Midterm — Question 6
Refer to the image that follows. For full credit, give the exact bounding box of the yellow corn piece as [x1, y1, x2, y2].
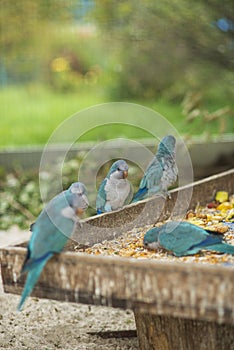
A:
[215, 191, 228, 203]
[216, 202, 233, 211]
[212, 215, 223, 221]
[206, 214, 213, 221]
[120, 250, 135, 257]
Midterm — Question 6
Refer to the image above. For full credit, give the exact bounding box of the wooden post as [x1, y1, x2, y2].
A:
[134, 312, 234, 350]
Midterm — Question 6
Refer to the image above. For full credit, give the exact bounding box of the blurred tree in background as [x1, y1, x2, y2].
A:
[0, 0, 233, 139]
[0, 0, 102, 89]
[1, 0, 233, 99]
[93, 0, 234, 100]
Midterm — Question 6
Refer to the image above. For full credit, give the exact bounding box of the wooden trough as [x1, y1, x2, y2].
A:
[1, 169, 234, 350]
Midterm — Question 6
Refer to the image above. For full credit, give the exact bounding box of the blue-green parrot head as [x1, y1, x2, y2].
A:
[108, 159, 129, 180]
[68, 182, 89, 215]
[143, 227, 160, 250]
[157, 135, 176, 156]
[69, 181, 87, 196]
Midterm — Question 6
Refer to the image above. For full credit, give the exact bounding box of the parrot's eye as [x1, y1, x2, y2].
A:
[144, 242, 148, 246]
[117, 167, 121, 171]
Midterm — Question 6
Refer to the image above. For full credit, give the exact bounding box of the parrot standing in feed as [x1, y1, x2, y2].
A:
[18, 182, 89, 311]
[132, 135, 178, 202]
[143, 221, 234, 256]
[96, 159, 133, 214]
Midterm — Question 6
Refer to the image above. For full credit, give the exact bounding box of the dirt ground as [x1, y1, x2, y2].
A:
[0, 228, 138, 350]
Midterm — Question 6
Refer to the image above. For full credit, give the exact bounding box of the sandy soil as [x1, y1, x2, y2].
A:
[0, 292, 138, 350]
[0, 228, 138, 350]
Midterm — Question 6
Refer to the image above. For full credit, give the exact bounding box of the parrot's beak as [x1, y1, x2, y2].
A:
[123, 170, 128, 179]
[76, 207, 84, 216]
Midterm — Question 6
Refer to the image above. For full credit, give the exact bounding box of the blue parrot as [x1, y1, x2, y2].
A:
[132, 135, 178, 202]
[143, 221, 234, 256]
[18, 182, 89, 311]
[96, 159, 133, 214]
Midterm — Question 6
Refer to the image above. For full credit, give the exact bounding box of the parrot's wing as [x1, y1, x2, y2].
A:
[132, 158, 163, 202]
[24, 194, 75, 270]
[18, 186, 85, 311]
[96, 178, 107, 213]
[23, 222, 68, 273]
[159, 223, 207, 256]
[124, 181, 134, 205]
[143, 158, 164, 190]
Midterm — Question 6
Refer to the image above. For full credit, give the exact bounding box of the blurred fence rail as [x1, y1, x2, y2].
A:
[0, 135, 233, 180]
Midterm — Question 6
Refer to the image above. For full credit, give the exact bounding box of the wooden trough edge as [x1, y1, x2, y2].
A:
[1, 248, 234, 325]
[0, 168, 234, 326]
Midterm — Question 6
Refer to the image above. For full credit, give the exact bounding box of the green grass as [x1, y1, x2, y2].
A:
[0, 83, 233, 148]
[0, 84, 107, 147]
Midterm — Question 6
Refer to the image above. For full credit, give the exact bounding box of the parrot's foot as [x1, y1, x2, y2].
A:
[76, 219, 83, 229]
[167, 192, 172, 199]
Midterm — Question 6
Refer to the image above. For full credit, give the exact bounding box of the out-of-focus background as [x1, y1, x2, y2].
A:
[0, 0, 234, 230]
[1, 0, 233, 145]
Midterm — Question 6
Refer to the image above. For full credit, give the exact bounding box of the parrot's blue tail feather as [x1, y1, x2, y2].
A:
[206, 243, 234, 255]
[17, 255, 52, 311]
[132, 187, 147, 203]
[21, 252, 53, 274]
[197, 234, 222, 247]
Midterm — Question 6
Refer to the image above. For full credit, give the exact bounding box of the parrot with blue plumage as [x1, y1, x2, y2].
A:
[18, 182, 89, 311]
[96, 159, 133, 214]
[143, 221, 234, 256]
[132, 135, 177, 202]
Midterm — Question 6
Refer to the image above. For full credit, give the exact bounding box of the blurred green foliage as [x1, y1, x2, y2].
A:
[93, 0, 233, 100]
[0, 167, 43, 229]
[0, 156, 87, 230]
[0, 0, 233, 100]
[0, 155, 143, 230]
[0, 0, 104, 89]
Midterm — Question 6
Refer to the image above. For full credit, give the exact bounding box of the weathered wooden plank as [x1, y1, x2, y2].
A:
[1, 248, 234, 325]
[134, 313, 234, 350]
